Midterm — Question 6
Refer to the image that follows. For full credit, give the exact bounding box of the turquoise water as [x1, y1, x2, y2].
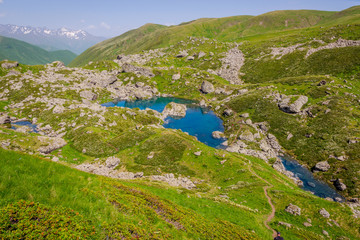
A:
[103, 97, 226, 148]
[280, 155, 345, 202]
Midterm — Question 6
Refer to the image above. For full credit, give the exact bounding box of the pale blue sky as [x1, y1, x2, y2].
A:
[0, 0, 359, 37]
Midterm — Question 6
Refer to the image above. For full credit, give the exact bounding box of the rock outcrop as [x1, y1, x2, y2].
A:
[319, 208, 330, 218]
[334, 179, 347, 191]
[1, 61, 19, 69]
[217, 47, 244, 84]
[151, 173, 196, 189]
[278, 95, 308, 114]
[80, 90, 98, 101]
[313, 161, 330, 172]
[37, 136, 67, 154]
[121, 63, 155, 78]
[0, 113, 11, 124]
[162, 102, 187, 118]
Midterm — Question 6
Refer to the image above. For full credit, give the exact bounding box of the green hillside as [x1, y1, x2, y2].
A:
[0, 35, 77, 65]
[69, 6, 360, 67]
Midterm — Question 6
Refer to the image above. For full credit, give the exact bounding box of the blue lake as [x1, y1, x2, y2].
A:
[103, 97, 226, 148]
[281, 155, 345, 202]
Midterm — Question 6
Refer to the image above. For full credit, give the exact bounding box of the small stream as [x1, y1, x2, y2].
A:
[280, 155, 345, 202]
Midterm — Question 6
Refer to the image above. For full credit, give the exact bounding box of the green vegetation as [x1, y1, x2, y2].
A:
[70, 6, 360, 67]
[0, 35, 77, 65]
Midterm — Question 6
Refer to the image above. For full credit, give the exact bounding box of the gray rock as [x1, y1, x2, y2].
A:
[187, 56, 195, 60]
[121, 63, 154, 78]
[52, 105, 65, 114]
[278, 221, 292, 228]
[0, 113, 10, 124]
[313, 161, 330, 172]
[198, 51, 206, 58]
[37, 136, 67, 154]
[239, 130, 254, 142]
[278, 95, 308, 114]
[175, 50, 188, 58]
[217, 47, 244, 84]
[223, 109, 233, 117]
[105, 156, 120, 169]
[285, 203, 301, 216]
[303, 222, 312, 227]
[201, 80, 215, 94]
[172, 73, 181, 81]
[162, 102, 187, 118]
[334, 179, 347, 191]
[80, 90, 98, 101]
[287, 133, 293, 140]
[194, 151, 202, 156]
[240, 113, 249, 118]
[322, 230, 329, 236]
[1, 61, 18, 69]
[319, 208, 330, 218]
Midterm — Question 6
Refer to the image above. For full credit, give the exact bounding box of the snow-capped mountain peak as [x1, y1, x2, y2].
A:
[0, 24, 106, 54]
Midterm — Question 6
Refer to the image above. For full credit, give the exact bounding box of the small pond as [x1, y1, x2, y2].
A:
[280, 155, 345, 202]
[103, 97, 226, 148]
[11, 121, 38, 133]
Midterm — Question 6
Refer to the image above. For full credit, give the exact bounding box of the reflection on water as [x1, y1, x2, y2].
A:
[11, 121, 38, 133]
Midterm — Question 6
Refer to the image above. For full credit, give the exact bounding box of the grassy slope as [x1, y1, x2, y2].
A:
[69, 6, 360, 67]
[0, 35, 77, 65]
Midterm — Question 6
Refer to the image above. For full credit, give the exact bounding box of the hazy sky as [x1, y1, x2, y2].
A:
[0, 0, 359, 37]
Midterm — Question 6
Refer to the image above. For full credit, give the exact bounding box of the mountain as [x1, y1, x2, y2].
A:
[70, 6, 360, 67]
[0, 35, 77, 65]
[0, 24, 106, 54]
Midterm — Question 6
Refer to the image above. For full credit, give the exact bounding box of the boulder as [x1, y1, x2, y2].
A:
[334, 179, 347, 191]
[198, 51, 206, 58]
[285, 203, 301, 216]
[121, 63, 154, 78]
[52, 105, 65, 114]
[175, 51, 188, 58]
[51, 61, 65, 68]
[240, 113, 249, 118]
[0, 113, 11, 124]
[187, 56, 195, 60]
[278, 95, 308, 114]
[313, 161, 330, 172]
[194, 151, 202, 156]
[201, 80, 215, 94]
[319, 208, 330, 218]
[223, 109, 233, 117]
[37, 136, 67, 154]
[212, 131, 225, 139]
[1, 61, 18, 69]
[80, 90, 98, 101]
[162, 102, 187, 118]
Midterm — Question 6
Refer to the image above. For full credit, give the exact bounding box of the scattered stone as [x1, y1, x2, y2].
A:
[220, 159, 227, 165]
[151, 174, 196, 189]
[0, 113, 11, 124]
[52, 156, 59, 162]
[334, 179, 347, 191]
[285, 203, 301, 216]
[135, 82, 144, 88]
[201, 80, 215, 94]
[313, 161, 330, 172]
[187, 56, 195, 60]
[317, 80, 327, 86]
[319, 208, 330, 218]
[52, 105, 65, 114]
[175, 51, 188, 58]
[198, 51, 206, 58]
[303, 222, 312, 227]
[322, 230, 329, 236]
[240, 113, 249, 118]
[223, 109, 233, 117]
[287, 133, 293, 140]
[121, 63, 154, 78]
[217, 47, 244, 84]
[278, 222, 292, 228]
[194, 151, 202, 156]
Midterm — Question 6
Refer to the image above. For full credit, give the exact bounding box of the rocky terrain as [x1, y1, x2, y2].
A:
[1, 8, 360, 239]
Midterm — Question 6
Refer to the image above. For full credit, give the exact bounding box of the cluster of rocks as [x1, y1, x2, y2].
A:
[306, 38, 360, 57]
[226, 119, 282, 162]
[1, 60, 19, 69]
[272, 159, 303, 186]
[76, 158, 196, 189]
[37, 136, 67, 154]
[151, 173, 196, 189]
[217, 47, 245, 85]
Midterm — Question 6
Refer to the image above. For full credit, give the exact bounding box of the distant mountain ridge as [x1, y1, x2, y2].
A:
[0, 24, 106, 54]
[0, 35, 77, 65]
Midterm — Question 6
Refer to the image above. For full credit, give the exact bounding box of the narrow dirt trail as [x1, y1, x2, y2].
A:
[248, 165, 277, 238]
